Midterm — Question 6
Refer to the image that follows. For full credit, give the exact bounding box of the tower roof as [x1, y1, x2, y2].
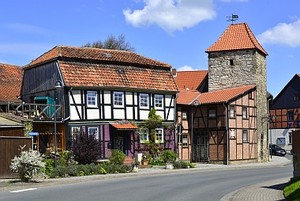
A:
[206, 23, 268, 56]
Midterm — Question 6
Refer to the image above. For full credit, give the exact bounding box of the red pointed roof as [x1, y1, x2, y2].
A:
[0, 63, 22, 102]
[197, 85, 256, 104]
[174, 70, 208, 90]
[206, 23, 268, 56]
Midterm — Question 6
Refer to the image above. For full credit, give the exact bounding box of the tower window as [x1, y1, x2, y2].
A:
[230, 59, 234, 66]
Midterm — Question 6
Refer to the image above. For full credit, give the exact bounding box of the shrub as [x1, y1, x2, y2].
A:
[173, 161, 195, 169]
[109, 149, 126, 165]
[43, 158, 54, 177]
[160, 150, 177, 163]
[72, 132, 101, 164]
[51, 166, 68, 178]
[10, 148, 45, 182]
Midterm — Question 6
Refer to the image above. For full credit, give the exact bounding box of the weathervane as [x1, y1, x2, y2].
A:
[227, 14, 239, 24]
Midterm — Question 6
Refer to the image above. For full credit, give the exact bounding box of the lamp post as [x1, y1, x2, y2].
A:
[54, 80, 62, 168]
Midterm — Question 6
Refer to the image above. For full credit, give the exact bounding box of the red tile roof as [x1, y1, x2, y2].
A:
[177, 89, 201, 105]
[206, 23, 268, 56]
[197, 85, 256, 104]
[177, 85, 255, 105]
[0, 63, 22, 102]
[28, 46, 171, 68]
[59, 61, 178, 92]
[174, 70, 208, 90]
[111, 122, 138, 130]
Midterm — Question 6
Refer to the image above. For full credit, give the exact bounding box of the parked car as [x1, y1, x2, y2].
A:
[269, 144, 286, 156]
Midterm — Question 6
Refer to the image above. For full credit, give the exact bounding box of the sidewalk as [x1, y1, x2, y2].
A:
[0, 155, 292, 200]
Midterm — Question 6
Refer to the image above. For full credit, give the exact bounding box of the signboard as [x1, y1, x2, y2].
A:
[29, 132, 39, 136]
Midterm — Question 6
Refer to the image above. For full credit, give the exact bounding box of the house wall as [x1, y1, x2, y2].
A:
[68, 89, 176, 122]
[207, 50, 268, 162]
[0, 127, 24, 136]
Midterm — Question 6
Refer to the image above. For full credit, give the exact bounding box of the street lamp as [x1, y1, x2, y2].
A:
[54, 80, 62, 168]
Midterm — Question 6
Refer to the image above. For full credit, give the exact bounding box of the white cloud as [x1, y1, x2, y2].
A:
[123, 0, 216, 33]
[257, 19, 300, 47]
[177, 65, 197, 71]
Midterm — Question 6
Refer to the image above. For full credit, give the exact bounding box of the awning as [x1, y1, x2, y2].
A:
[110, 122, 138, 130]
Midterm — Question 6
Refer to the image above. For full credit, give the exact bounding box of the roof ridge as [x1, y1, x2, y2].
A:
[243, 23, 268, 56]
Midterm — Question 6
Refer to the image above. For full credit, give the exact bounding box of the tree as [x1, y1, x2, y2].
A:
[83, 34, 135, 51]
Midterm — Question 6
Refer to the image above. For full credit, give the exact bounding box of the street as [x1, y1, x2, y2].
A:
[0, 162, 292, 201]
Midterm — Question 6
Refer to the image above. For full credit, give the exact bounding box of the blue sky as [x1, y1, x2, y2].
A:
[0, 0, 299, 96]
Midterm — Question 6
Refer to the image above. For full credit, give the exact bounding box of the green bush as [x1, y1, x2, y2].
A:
[51, 166, 68, 178]
[173, 161, 195, 169]
[160, 150, 177, 163]
[43, 158, 54, 176]
[109, 150, 126, 165]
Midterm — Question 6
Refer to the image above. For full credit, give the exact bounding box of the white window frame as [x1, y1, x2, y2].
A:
[242, 129, 248, 142]
[182, 134, 188, 147]
[113, 92, 124, 107]
[71, 126, 81, 140]
[155, 128, 164, 143]
[139, 93, 149, 109]
[87, 91, 97, 107]
[242, 107, 248, 119]
[154, 94, 163, 109]
[138, 128, 149, 143]
[229, 106, 235, 118]
[88, 127, 99, 140]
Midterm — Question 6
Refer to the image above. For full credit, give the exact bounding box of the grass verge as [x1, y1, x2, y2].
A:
[283, 178, 300, 201]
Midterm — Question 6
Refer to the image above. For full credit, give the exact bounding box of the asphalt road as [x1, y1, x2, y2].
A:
[0, 162, 292, 201]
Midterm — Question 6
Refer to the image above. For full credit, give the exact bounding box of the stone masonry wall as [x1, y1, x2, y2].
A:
[208, 50, 268, 162]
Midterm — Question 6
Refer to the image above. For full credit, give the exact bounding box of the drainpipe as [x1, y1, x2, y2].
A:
[224, 103, 229, 165]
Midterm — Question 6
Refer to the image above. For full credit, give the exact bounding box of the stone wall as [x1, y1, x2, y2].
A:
[208, 50, 268, 162]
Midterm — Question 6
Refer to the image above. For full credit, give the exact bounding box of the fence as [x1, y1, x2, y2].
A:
[0, 136, 32, 178]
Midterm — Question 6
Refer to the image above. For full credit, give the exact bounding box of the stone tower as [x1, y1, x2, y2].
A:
[206, 23, 269, 162]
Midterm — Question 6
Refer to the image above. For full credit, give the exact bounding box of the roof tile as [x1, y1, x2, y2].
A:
[174, 70, 208, 90]
[206, 23, 268, 56]
[0, 63, 22, 102]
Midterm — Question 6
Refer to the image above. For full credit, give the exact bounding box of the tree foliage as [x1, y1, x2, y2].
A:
[83, 34, 135, 51]
[71, 132, 100, 165]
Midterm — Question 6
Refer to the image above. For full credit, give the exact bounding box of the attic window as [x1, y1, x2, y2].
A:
[229, 59, 234, 66]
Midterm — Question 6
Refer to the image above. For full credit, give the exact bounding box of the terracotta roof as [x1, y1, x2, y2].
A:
[206, 23, 268, 56]
[197, 85, 256, 104]
[28, 46, 171, 68]
[177, 89, 201, 105]
[110, 122, 138, 130]
[59, 61, 178, 92]
[174, 70, 208, 90]
[0, 63, 22, 102]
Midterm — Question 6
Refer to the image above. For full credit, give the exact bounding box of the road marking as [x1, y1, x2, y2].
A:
[10, 188, 37, 193]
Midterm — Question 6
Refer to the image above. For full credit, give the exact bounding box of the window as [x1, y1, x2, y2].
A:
[242, 107, 248, 119]
[229, 59, 234, 66]
[139, 93, 149, 108]
[277, 137, 286, 145]
[138, 128, 149, 143]
[182, 134, 188, 147]
[182, 111, 187, 119]
[242, 130, 248, 142]
[248, 92, 254, 99]
[229, 106, 235, 118]
[87, 91, 97, 107]
[71, 127, 81, 140]
[88, 127, 99, 140]
[208, 108, 216, 118]
[155, 128, 164, 143]
[154, 95, 163, 109]
[294, 93, 300, 102]
[287, 111, 294, 121]
[230, 129, 236, 139]
[114, 92, 124, 107]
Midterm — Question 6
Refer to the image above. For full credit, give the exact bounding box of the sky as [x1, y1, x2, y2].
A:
[0, 0, 299, 97]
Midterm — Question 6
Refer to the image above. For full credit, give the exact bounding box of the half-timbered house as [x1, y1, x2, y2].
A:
[269, 74, 300, 152]
[175, 22, 269, 164]
[20, 46, 177, 159]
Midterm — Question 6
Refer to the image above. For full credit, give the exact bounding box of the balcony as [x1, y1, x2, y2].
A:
[5, 102, 63, 122]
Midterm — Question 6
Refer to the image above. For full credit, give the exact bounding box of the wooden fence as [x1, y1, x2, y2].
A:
[0, 136, 32, 178]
